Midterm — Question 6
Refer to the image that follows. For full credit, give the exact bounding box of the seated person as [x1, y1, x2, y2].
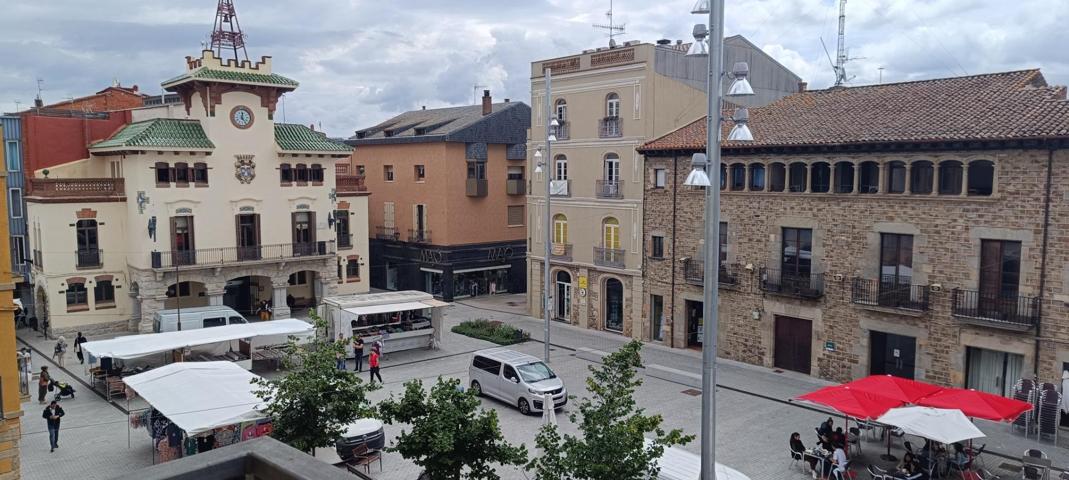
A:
[822, 442, 848, 478]
[950, 443, 969, 470]
[830, 427, 846, 447]
[817, 417, 834, 443]
[897, 452, 920, 476]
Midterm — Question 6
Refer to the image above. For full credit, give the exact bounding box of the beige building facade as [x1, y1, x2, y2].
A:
[27, 50, 367, 337]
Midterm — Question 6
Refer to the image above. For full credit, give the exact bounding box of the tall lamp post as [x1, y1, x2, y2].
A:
[682, 1, 755, 478]
[534, 68, 560, 363]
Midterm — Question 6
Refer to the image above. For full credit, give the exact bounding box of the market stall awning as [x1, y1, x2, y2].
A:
[876, 407, 986, 445]
[342, 301, 437, 316]
[841, 375, 945, 404]
[796, 385, 905, 420]
[124, 361, 265, 435]
[81, 319, 313, 360]
[916, 388, 1032, 422]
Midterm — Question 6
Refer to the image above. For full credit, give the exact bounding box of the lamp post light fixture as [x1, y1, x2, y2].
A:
[682, 1, 756, 479]
[541, 68, 555, 363]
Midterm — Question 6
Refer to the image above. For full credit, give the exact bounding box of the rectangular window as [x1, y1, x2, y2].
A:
[288, 271, 308, 285]
[880, 233, 914, 282]
[415, 165, 426, 181]
[507, 166, 524, 180]
[174, 162, 190, 184]
[110, 160, 122, 178]
[76, 219, 100, 268]
[295, 164, 309, 183]
[651, 235, 664, 258]
[466, 161, 486, 180]
[336, 209, 351, 248]
[4, 140, 20, 171]
[719, 222, 728, 266]
[11, 236, 25, 266]
[346, 258, 360, 280]
[155, 162, 171, 184]
[384, 165, 395, 181]
[507, 205, 524, 226]
[651, 294, 665, 341]
[171, 216, 195, 265]
[781, 227, 813, 276]
[310, 164, 324, 183]
[654, 168, 667, 188]
[94, 280, 115, 304]
[194, 162, 208, 184]
[980, 239, 1022, 299]
[280, 164, 293, 183]
[66, 283, 88, 309]
[9, 188, 22, 218]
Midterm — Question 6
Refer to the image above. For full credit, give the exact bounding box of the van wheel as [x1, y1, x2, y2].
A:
[470, 381, 482, 397]
[518, 398, 531, 415]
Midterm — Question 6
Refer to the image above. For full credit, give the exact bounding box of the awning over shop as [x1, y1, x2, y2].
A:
[342, 300, 446, 316]
[81, 319, 313, 360]
[124, 361, 265, 435]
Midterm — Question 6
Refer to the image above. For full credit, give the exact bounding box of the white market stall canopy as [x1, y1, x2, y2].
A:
[81, 319, 313, 360]
[645, 439, 752, 480]
[124, 361, 265, 435]
[343, 301, 440, 316]
[875, 406, 986, 445]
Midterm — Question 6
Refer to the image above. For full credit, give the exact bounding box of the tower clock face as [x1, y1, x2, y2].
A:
[230, 105, 254, 129]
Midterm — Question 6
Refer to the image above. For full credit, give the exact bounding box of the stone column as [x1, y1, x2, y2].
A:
[743, 164, 751, 192]
[961, 163, 970, 196]
[904, 163, 913, 194]
[804, 164, 812, 193]
[272, 286, 292, 319]
[875, 162, 885, 194]
[932, 163, 941, 196]
[853, 162, 861, 194]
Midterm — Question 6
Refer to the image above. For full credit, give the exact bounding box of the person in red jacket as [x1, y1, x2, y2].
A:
[368, 346, 383, 384]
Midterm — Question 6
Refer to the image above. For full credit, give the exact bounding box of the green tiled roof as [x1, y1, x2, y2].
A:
[275, 124, 352, 153]
[162, 68, 299, 89]
[91, 119, 215, 150]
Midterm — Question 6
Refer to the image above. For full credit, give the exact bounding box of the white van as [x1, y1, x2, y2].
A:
[153, 306, 248, 333]
[468, 348, 566, 415]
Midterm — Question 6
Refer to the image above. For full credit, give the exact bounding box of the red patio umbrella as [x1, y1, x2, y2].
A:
[842, 375, 945, 403]
[797, 385, 905, 419]
[916, 388, 1032, 422]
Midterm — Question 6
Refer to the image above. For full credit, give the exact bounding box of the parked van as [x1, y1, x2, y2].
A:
[153, 306, 248, 333]
[468, 348, 566, 415]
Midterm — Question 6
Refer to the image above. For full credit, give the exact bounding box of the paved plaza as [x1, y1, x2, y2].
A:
[15, 294, 1066, 479]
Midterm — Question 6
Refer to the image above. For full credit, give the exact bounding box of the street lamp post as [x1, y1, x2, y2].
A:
[683, 1, 755, 478]
[536, 68, 559, 363]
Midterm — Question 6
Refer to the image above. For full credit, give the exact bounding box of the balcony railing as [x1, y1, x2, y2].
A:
[851, 277, 929, 311]
[466, 178, 488, 197]
[549, 179, 570, 197]
[599, 117, 622, 138]
[76, 248, 102, 269]
[683, 259, 740, 287]
[952, 289, 1039, 330]
[506, 178, 526, 195]
[150, 241, 335, 269]
[759, 267, 825, 299]
[595, 180, 623, 199]
[375, 226, 399, 241]
[408, 229, 432, 244]
[550, 243, 572, 261]
[337, 233, 353, 249]
[552, 121, 570, 141]
[27, 178, 125, 201]
[593, 247, 626, 268]
[336, 175, 368, 194]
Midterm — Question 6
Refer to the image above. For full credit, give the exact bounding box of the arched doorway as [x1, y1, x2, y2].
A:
[554, 271, 572, 322]
[165, 281, 208, 309]
[604, 278, 624, 332]
[223, 276, 271, 316]
[286, 270, 319, 314]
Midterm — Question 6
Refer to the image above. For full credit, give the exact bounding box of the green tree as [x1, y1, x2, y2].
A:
[253, 310, 378, 454]
[528, 340, 693, 480]
[378, 377, 528, 480]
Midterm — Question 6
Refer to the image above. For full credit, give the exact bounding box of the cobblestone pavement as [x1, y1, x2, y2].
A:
[15, 297, 1066, 480]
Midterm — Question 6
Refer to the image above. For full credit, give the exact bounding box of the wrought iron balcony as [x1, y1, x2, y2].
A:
[552, 121, 570, 141]
[595, 180, 623, 199]
[550, 243, 572, 261]
[683, 259, 740, 287]
[598, 116, 622, 138]
[337, 233, 353, 250]
[851, 277, 929, 311]
[759, 267, 824, 299]
[506, 178, 525, 195]
[375, 226, 399, 241]
[951, 288, 1039, 330]
[75, 248, 102, 269]
[150, 241, 335, 270]
[549, 179, 570, 197]
[408, 229, 432, 244]
[593, 247, 626, 268]
[466, 178, 487, 197]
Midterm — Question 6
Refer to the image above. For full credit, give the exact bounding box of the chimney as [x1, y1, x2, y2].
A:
[309, 123, 315, 131]
[132, 84, 139, 92]
[798, 81, 808, 92]
[504, 98, 510, 103]
[421, 105, 426, 110]
[481, 90, 492, 116]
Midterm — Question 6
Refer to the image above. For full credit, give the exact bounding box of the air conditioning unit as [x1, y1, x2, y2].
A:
[930, 284, 943, 293]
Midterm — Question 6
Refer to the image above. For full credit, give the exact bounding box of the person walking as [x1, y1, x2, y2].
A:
[37, 366, 50, 404]
[368, 346, 383, 384]
[353, 336, 365, 372]
[43, 400, 65, 452]
[335, 334, 347, 370]
[53, 336, 67, 367]
[74, 332, 88, 364]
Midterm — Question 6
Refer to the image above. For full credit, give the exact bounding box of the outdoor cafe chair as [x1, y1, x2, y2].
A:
[789, 447, 804, 472]
[1021, 448, 1049, 480]
[830, 460, 852, 480]
[867, 464, 889, 480]
[848, 427, 863, 456]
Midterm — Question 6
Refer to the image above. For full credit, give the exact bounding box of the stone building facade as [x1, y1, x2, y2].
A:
[639, 70, 1069, 392]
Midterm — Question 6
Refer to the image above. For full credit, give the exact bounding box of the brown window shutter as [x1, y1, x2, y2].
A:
[291, 212, 299, 245]
[170, 217, 178, 253]
[254, 214, 261, 245]
[187, 216, 195, 250]
[308, 212, 317, 243]
[234, 215, 241, 248]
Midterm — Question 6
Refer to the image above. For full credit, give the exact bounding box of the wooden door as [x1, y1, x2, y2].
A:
[774, 316, 812, 374]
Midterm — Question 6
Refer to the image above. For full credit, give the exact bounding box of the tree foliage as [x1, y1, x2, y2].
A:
[378, 377, 528, 480]
[528, 340, 693, 480]
[252, 310, 378, 453]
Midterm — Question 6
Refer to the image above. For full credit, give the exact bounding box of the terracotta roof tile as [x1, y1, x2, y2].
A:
[639, 69, 1069, 153]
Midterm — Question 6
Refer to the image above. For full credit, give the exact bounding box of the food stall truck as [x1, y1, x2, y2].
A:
[320, 290, 449, 358]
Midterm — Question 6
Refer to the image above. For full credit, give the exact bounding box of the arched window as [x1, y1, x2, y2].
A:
[769, 163, 786, 192]
[720, 163, 727, 190]
[859, 161, 880, 193]
[788, 162, 807, 192]
[910, 161, 934, 194]
[833, 161, 854, 193]
[554, 98, 567, 121]
[749, 163, 765, 191]
[967, 160, 994, 196]
[938, 160, 963, 195]
[602, 217, 621, 249]
[886, 161, 907, 193]
[556, 270, 571, 283]
[554, 155, 568, 181]
[553, 214, 568, 244]
[605, 93, 621, 118]
[811, 162, 831, 193]
[730, 163, 746, 190]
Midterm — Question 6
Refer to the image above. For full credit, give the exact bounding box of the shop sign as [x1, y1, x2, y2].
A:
[578, 276, 588, 289]
[486, 246, 513, 262]
[420, 249, 446, 264]
[825, 341, 836, 352]
[175, 207, 192, 214]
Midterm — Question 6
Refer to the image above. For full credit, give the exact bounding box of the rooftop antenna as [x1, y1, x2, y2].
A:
[593, 0, 626, 48]
[34, 78, 44, 111]
[878, 67, 885, 84]
[820, 0, 860, 86]
[14, 100, 21, 112]
[473, 84, 487, 105]
[210, 0, 248, 62]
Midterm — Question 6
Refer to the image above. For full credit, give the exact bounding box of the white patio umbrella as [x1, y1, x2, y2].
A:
[542, 393, 557, 426]
[875, 406, 986, 445]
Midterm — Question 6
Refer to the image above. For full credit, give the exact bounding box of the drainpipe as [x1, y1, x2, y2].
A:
[1034, 146, 1054, 377]
[669, 154, 679, 349]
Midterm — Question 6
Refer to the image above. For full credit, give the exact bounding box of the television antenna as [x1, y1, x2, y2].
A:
[473, 84, 487, 105]
[593, 0, 626, 47]
[820, 0, 864, 86]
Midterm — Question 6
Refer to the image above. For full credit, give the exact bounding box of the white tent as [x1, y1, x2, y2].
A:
[644, 439, 752, 480]
[81, 319, 313, 360]
[875, 406, 986, 445]
[124, 361, 266, 435]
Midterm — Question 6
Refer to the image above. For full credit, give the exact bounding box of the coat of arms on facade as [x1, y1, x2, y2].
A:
[235, 155, 256, 184]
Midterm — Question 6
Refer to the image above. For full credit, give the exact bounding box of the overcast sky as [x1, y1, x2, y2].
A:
[1, 0, 1065, 136]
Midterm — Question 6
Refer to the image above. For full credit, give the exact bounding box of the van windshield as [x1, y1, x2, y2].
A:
[517, 362, 556, 383]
